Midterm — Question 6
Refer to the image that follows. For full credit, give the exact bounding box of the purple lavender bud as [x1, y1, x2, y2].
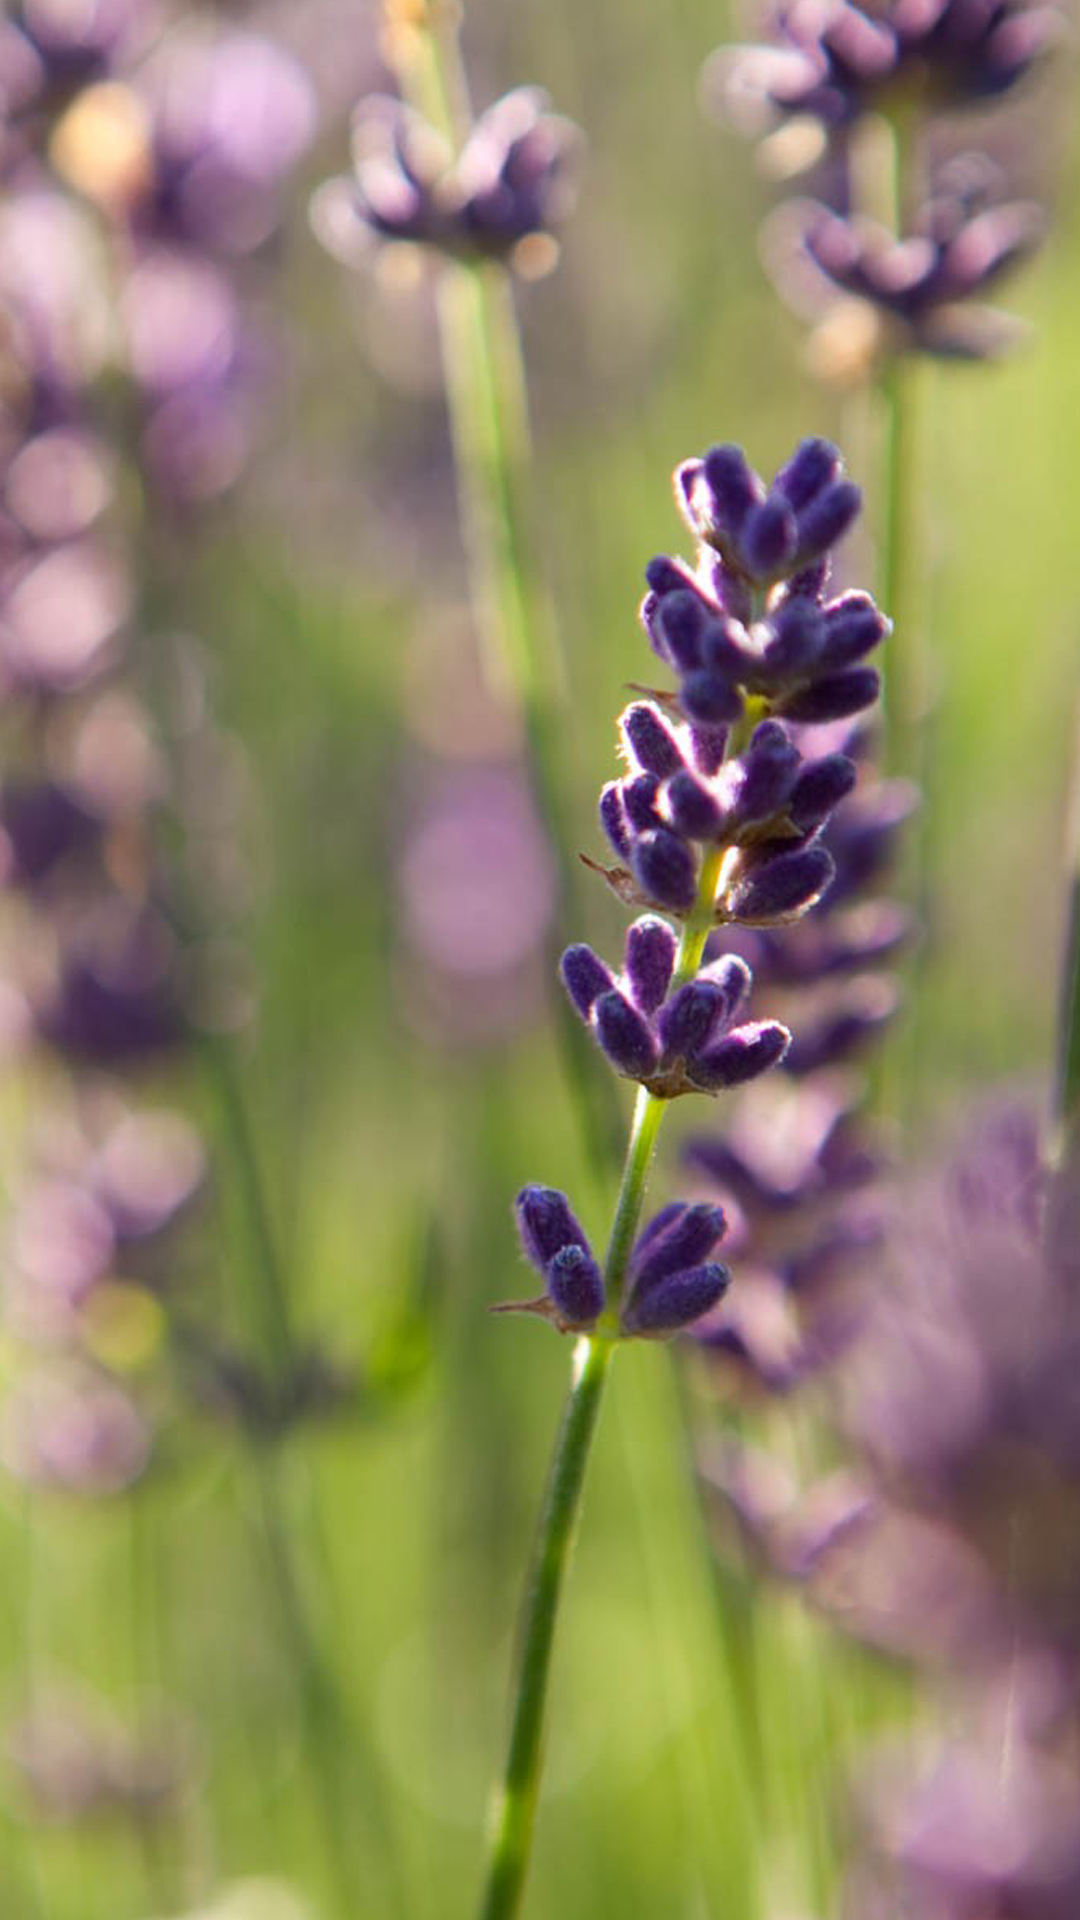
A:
[692, 1020, 792, 1089]
[821, 592, 890, 670]
[622, 1262, 730, 1337]
[599, 781, 631, 859]
[782, 978, 898, 1074]
[787, 753, 858, 833]
[681, 670, 743, 728]
[630, 828, 697, 913]
[665, 770, 724, 840]
[700, 445, 762, 539]
[741, 494, 800, 582]
[621, 702, 685, 777]
[644, 554, 696, 598]
[624, 915, 677, 1014]
[545, 1244, 604, 1326]
[560, 943, 616, 1018]
[724, 720, 801, 824]
[789, 558, 830, 599]
[696, 951, 753, 1026]
[622, 772, 664, 833]
[657, 980, 724, 1060]
[793, 480, 861, 563]
[700, 617, 752, 678]
[690, 724, 728, 776]
[757, 596, 824, 680]
[724, 843, 836, 922]
[514, 1184, 592, 1271]
[777, 667, 880, 723]
[0, 781, 97, 885]
[630, 1200, 727, 1288]
[651, 586, 709, 670]
[42, 910, 183, 1063]
[594, 990, 660, 1080]
[773, 437, 842, 511]
[629, 1201, 687, 1256]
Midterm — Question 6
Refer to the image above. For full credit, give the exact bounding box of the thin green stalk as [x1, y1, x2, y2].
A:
[386, 4, 619, 1178]
[1051, 702, 1080, 1159]
[878, 351, 925, 787]
[478, 1332, 612, 1920]
[477, 839, 730, 1920]
[1045, 706, 1080, 1291]
[200, 1031, 294, 1376]
[251, 1452, 369, 1918]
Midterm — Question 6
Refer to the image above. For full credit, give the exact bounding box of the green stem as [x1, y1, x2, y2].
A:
[200, 1031, 294, 1375]
[878, 351, 924, 786]
[477, 834, 730, 1919]
[387, 5, 623, 1183]
[1046, 706, 1080, 1280]
[1054, 787, 1080, 1162]
[478, 1333, 612, 1920]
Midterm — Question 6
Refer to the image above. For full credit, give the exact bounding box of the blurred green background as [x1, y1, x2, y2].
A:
[2, 1, 1078, 1916]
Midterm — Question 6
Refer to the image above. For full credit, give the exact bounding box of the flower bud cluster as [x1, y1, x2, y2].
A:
[707, 0, 1064, 368]
[313, 86, 581, 271]
[509, 1186, 730, 1340]
[641, 438, 887, 727]
[771, 154, 1047, 360]
[563, 923, 790, 1096]
[716, 0, 1061, 134]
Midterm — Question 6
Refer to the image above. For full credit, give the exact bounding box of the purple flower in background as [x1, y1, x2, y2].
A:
[312, 85, 581, 270]
[0, 1365, 151, 1494]
[709, 0, 1063, 140]
[133, 28, 317, 255]
[767, 156, 1046, 358]
[8, 1681, 185, 1823]
[683, 727, 907, 1396]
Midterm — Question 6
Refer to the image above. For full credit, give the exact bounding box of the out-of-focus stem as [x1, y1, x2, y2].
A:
[201, 1031, 295, 1375]
[1048, 702, 1080, 1208]
[878, 350, 925, 787]
[385, 3, 622, 1185]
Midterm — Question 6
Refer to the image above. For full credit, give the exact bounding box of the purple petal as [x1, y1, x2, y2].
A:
[624, 915, 678, 1014]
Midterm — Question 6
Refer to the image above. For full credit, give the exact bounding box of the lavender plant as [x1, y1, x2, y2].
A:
[479, 433, 889, 1918]
[703, 0, 1064, 785]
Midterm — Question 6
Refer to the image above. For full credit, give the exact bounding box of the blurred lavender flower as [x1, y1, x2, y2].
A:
[683, 731, 908, 1395]
[1, 1364, 152, 1494]
[766, 155, 1046, 359]
[0, 6, 318, 1488]
[709, 0, 1063, 141]
[7, 1680, 186, 1825]
[312, 86, 581, 272]
[398, 760, 555, 1046]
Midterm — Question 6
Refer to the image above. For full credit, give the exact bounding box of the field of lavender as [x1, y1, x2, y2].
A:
[1, 2, 1078, 1918]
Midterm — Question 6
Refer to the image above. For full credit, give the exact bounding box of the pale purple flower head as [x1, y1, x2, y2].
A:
[313, 86, 581, 269]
